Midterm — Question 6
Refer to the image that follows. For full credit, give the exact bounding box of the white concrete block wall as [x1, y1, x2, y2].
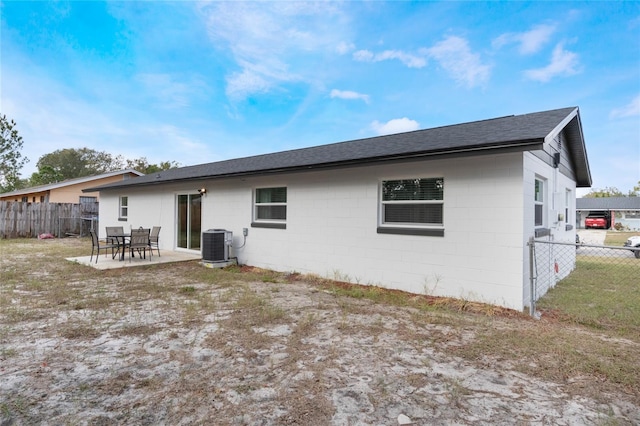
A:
[196, 153, 526, 309]
[522, 152, 578, 306]
[99, 151, 535, 309]
[99, 183, 207, 251]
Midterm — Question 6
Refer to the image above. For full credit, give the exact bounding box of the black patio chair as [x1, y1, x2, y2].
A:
[89, 229, 120, 264]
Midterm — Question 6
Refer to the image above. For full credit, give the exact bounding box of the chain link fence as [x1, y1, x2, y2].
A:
[528, 236, 640, 317]
[57, 216, 99, 238]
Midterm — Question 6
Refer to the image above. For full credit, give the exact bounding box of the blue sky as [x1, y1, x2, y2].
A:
[2, 1, 639, 195]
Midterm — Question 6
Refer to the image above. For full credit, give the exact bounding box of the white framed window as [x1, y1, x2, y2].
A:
[534, 178, 545, 227]
[253, 187, 287, 228]
[378, 177, 444, 236]
[119, 196, 128, 220]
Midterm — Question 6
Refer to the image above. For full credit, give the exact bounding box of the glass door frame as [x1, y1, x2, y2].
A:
[176, 192, 202, 252]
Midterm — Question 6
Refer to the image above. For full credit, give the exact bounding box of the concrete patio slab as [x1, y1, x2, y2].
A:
[67, 250, 202, 270]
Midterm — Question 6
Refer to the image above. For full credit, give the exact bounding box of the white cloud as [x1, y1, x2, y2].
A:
[330, 89, 370, 103]
[371, 118, 420, 135]
[377, 50, 426, 68]
[610, 95, 640, 119]
[226, 69, 274, 100]
[198, 2, 347, 100]
[353, 49, 426, 68]
[353, 36, 489, 87]
[336, 41, 355, 55]
[135, 73, 206, 108]
[2, 62, 212, 176]
[493, 24, 556, 54]
[524, 42, 580, 82]
[353, 49, 374, 62]
[425, 36, 491, 88]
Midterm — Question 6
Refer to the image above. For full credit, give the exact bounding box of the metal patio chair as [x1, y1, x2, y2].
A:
[105, 226, 125, 259]
[149, 226, 161, 257]
[128, 228, 152, 262]
[89, 229, 120, 264]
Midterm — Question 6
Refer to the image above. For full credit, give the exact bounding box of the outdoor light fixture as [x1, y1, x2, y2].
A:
[198, 188, 207, 195]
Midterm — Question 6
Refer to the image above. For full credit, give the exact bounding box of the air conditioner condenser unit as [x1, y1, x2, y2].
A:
[202, 229, 232, 263]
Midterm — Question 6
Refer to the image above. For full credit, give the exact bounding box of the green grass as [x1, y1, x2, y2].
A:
[455, 323, 639, 393]
[454, 233, 640, 399]
[604, 231, 638, 246]
[537, 258, 640, 339]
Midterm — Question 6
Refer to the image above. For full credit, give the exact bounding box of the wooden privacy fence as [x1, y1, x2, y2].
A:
[0, 201, 99, 239]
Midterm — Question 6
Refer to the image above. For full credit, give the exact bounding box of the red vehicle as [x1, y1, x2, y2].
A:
[584, 211, 612, 229]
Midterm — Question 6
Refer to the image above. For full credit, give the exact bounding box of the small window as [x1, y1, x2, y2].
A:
[80, 196, 97, 204]
[253, 187, 287, 228]
[119, 196, 128, 220]
[534, 178, 545, 227]
[378, 178, 444, 236]
[21, 196, 28, 202]
[565, 189, 571, 224]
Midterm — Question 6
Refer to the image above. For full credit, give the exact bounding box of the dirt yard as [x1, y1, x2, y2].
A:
[1, 239, 638, 425]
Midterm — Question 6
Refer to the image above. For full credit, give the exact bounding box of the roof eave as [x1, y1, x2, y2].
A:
[84, 140, 543, 192]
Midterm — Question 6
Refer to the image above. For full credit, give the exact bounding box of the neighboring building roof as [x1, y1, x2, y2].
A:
[85, 107, 591, 192]
[577, 197, 640, 211]
[0, 169, 144, 197]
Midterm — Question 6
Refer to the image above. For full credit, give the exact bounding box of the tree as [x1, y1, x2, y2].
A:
[35, 148, 125, 181]
[29, 165, 64, 186]
[28, 149, 180, 184]
[0, 114, 29, 192]
[126, 157, 180, 174]
[583, 186, 625, 198]
[629, 181, 640, 197]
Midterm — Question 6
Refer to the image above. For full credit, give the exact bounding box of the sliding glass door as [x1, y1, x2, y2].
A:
[177, 193, 202, 250]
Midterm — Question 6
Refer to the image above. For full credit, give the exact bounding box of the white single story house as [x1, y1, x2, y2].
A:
[86, 107, 591, 310]
[577, 197, 640, 230]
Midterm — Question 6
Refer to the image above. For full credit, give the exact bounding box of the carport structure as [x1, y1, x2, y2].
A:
[576, 197, 640, 230]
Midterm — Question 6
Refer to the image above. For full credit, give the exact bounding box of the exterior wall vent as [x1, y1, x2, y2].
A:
[202, 229, 232, 263]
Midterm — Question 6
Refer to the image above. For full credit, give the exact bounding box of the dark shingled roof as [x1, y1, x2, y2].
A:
[577, 197, 640, 211]
[85, 107, 591, 192]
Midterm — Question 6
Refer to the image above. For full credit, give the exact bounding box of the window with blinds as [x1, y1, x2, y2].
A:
[381, 178, 444, 227]
[254, 187, 287, 222]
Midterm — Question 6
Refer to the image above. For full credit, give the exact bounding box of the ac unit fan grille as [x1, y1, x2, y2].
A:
[202, 230, 229, 262]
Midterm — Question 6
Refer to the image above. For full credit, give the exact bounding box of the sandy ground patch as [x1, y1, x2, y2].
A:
[1, 239, 638, 425]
